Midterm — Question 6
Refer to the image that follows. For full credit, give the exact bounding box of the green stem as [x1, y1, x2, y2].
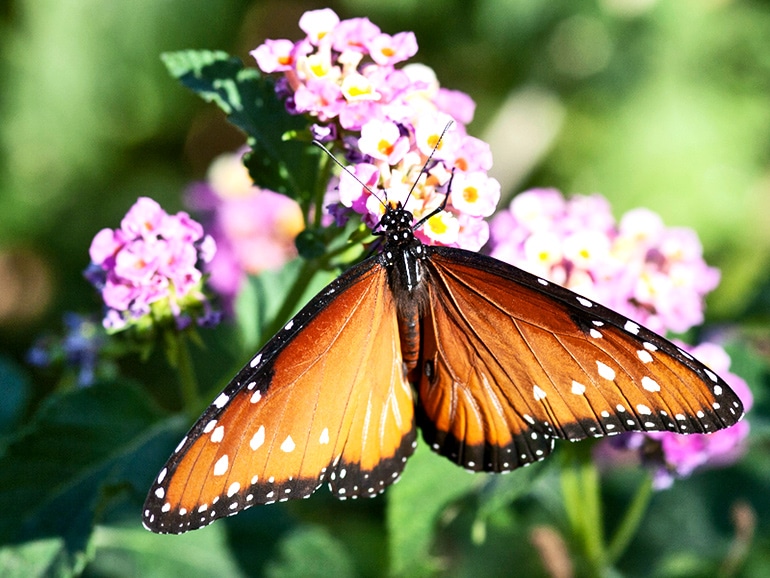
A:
[606, 474, 654, 566]
[560, 457, 606, 577]
[174, 332, 201, 418]
[261, 258, 320, 342]
[313, 152, 332, 229]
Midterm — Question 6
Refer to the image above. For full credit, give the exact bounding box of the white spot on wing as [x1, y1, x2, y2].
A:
[250, 390, 262, 404]
[624, 320, 640, 335]
[571, 381, 586, 395]
[636, 404, 652, 415]
[589, 329, 603, 339]
[577, 296, 593, 308]
[203, 420, 217, 434]
[250, 353, 262, 368]
[637, 350, 653, 364]
[174, 436, 188, 453]
[281, 435, 296, 453]
[319, 428, 330, 445]
[214, 454, 229, 476]
[211, 425, 225, 443]
[227, 482, 241, 497]
[642, 376, 660, 392]
[596, 361, 616, 381]
[704, 369, 718, 383]
[643, 342, 658, 352]
[155, 487, 165, 499]
[284, 320, 294, 331]
[214, 393, 229, 408]
[157, 468, 167, 484]
[250, 426, 265, 451]
[533, 385, 547, 401]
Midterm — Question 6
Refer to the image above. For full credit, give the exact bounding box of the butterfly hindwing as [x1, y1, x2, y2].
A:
[416, 247, 743, 473]
[143, 258, 417, 534]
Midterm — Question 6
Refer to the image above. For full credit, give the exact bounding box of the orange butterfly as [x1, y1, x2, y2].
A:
[143, 175, 743, 535]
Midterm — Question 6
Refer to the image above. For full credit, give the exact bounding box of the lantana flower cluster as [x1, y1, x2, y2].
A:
[186, 150, 305, 313]
[85, 197, 218, 332]
[488, 188, 750, 485]
[252, 7, 501, 251]
[489, 188, 720, 335]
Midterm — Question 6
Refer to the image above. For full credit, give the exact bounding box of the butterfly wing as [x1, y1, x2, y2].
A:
[143, 258, 416, 534]
[416, 247, 744, 472]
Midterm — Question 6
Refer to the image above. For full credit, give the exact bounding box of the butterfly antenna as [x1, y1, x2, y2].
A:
[403, 120, 454, 207]
[312, 140, 385, 206]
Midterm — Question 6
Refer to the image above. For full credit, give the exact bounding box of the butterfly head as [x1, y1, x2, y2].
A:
[377, 202, 428, 294]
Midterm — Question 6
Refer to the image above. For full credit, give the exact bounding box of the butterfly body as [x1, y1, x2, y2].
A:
[143, 203, 743, 534]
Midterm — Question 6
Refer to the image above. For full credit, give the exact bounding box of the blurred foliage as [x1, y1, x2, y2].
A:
[2, 0, 770, 577]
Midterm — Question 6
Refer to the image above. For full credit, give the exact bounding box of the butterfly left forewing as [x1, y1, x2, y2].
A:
[416, 247, 743, 473]
[143, 259, 416, 534]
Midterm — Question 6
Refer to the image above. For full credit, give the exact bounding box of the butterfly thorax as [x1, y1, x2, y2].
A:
[378, 204, 429, 378]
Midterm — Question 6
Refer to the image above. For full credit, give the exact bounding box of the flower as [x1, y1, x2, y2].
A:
[27, 312, 109, 387]
[251, 8, 501, 251]
[85, 197, 219, 333]
[488, 188, 719, 335]
[186, 150, 305, 313]
[595, 342, 752, 489]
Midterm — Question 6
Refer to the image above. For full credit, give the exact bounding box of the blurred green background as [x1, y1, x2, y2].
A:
[2, 0, 770, 577]
[3, 0, 770, 353]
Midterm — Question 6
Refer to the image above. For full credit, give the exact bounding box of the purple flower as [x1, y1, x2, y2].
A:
[27, 312, 107, 387]
[595, 342, 752, 489]
[250, 8, 501, 251]
[488, 189, 719, 335]
[185, 150, 305, 314]
[86, 197, 218, 333]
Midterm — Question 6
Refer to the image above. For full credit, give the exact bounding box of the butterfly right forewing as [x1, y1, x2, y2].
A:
[416, 246, 743, 473]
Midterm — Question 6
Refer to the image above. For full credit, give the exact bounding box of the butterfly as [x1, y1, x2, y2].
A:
[143, 157, 743, 535]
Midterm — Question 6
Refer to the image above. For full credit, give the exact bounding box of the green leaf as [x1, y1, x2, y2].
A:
[386, 440, 482, 577]
[295, 229, 328, 260]
[87, 523, 245, 578]
[160, 50, 320, 204]
[265, 526, 356, 578]
[0, 537, 70, 578]
[0, 380, 175, 563]
[0, 356, 31, 439]
[235, 259, 337, 354]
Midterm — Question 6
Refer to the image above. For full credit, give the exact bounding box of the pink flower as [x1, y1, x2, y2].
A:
[488, 188, 719, 335]
[86, 197, 218, 332]
[251, 9, 501, 250]
[368, 32, 418, 66]
[250, 39, 296, 73]
[330, 17, 381, 53]
[185, 150, 304, 314]
[298, 8, 340, 45]
[358, 119, 410, 165]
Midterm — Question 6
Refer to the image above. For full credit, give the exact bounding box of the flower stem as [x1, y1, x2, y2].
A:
[167, 330, 201, 418]
[261, 258, 320, 343]
[561, 456, 606, 576]
[606, 474, 654, 566]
